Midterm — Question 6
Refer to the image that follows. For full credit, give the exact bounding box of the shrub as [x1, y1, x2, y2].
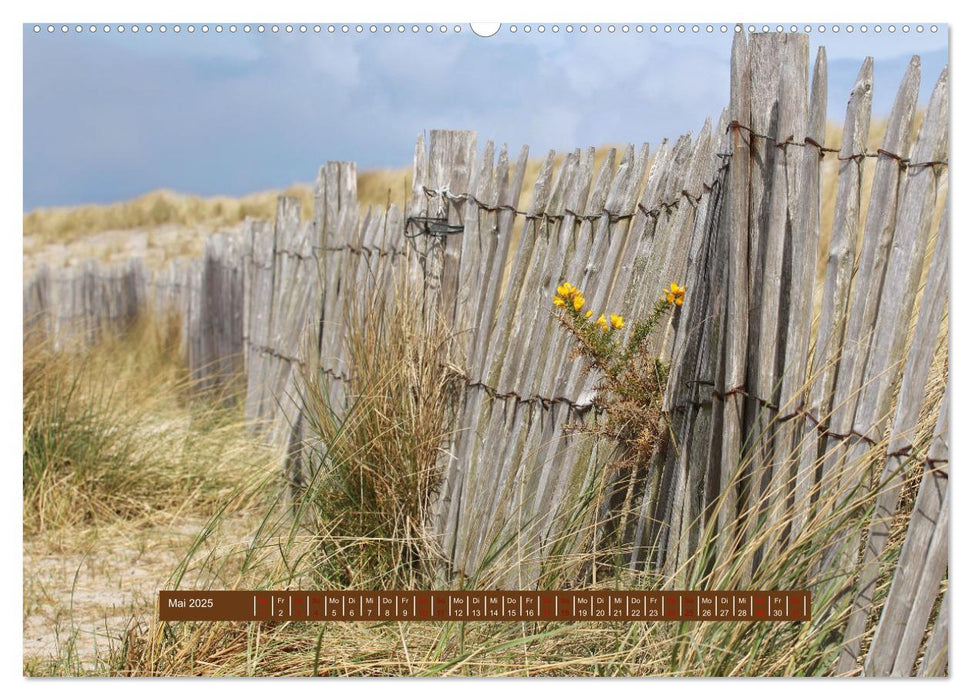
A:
[552, 280, 684, 471]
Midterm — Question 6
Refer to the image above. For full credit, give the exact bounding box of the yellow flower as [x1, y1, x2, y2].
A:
[610, 313, 625, 330]
[664, 282, 686, 307]
[554, 281, 586, 310]
[585, 309, 593, 319]
[596, 314, 608, 331]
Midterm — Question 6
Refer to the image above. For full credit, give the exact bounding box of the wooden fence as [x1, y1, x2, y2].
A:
[23, 32, 948, 676]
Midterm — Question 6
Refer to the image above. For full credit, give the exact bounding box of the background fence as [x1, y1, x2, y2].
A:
[23, 32, 948, 677]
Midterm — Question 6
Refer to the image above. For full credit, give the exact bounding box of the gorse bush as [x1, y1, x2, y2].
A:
[552, 280, 685, 471]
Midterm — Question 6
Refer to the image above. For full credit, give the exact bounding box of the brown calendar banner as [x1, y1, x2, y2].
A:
[159, 590, 811, 622]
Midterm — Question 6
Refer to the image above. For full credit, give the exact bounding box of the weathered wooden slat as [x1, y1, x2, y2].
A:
[733, 33, 807, 580]
[452, 140, 494, 353]
[616, 138, 668, 319]
[746, 37, 811, 569]
[850, 67, 948, 447]
[279, 223, 319, 446]
[439, 130, 477, 329]
[539, 148, 639, 547]
[240, 220, 255, 369]
[321, 203, 361, 413]
[822, 66, 948, 576]
[536, 144, 659, 580]
[23, 264, 51, 341]
[585, 143, 649, 316]
[263, 197, 301, 441]
[498, 151, 579, 392]
[917, 589, 948, 676]
[313, 161, 357, 374]
[519, 150, 615, 569]
[628, 135, 694, 571]
[792, 56, 874, 541]
[485, 151, 558, 396]
[889, 493, 948, 677]
[544, 149, 616, 399]
[864, 381, 948, 677]
[435, 144, 529, 555]
[771, 48, 826, 550]
[839, 199, 948, 673]
[655, 124, 712, 364]
[820, 57, 921, 493]
[244, 220, 276, 425]
[622, 133, 699, 577]
[413, 130, 475, 331]
[440, 139, 546, 566]
[668, 106, 729, 403]
[716, 32, 751, 563]
[458, 150, 582, 575]
[742, 33, 785, 448]
[632, 134, 694, 328]
[469, 144, 528, 378]
[194, 233, 245, 398]
[496, 150, 603, 579]
[185, 259, 203, 390]
[660, 120, 727, 581]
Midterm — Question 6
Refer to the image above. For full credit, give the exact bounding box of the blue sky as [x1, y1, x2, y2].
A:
[22, 24, 948, 212]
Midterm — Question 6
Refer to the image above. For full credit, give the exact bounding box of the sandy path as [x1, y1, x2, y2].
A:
[23, 515, 254, 674]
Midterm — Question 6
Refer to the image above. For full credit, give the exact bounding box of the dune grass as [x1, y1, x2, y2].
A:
[22, 316, 284, 676]
[24, 323, 945, 676]
[21, 146, 623, 249]
[23, 318, 277, 535]
[116, 408, 937, 676]
[106, 271, 946, 677]
[22, 169, 415, 257]
[22, 147, 627, 276]
[20, 116, 913, 257]
[296, 283, 459, 591]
